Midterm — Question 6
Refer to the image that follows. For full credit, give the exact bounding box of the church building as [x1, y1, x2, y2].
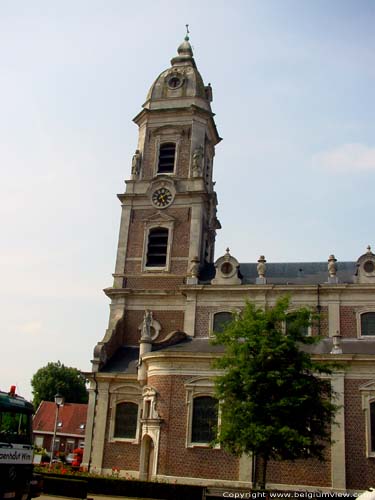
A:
[82, 36, 375, 492]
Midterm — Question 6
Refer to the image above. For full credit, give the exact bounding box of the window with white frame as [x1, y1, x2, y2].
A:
[212, 311, 234, 335]
[360, 381, 375, 457]
[146, 227, 169, 268]
[191, 396, 218, 444]
[157, 142, 176, 174]
[185, 377, 219, 448]
[361, 312, 375, 337]
[114, 402, 139, 439]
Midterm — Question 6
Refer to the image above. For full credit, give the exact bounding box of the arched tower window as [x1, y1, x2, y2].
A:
[146, 227, 169, 267]
[158, 143, 176, 174]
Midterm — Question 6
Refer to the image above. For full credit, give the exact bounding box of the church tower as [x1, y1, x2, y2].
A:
[90, 35, 221, 372]
[113, 34, 221, 289]
[83, 36, 224, 477]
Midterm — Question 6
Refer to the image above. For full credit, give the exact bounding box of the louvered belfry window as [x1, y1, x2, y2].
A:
[191, 396, 218, 443]
[158, 143, 176, 173]
[146, 227, 168, 267]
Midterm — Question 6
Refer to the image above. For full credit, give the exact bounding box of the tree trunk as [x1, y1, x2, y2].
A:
[251, 452, 257, 488]
[260, 454, 268, 490]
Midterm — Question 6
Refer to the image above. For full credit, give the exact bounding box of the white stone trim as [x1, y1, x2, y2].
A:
[108, 383, 142, 444]
[356, 308, 375, 339]
[185, 377, 220, 448]
[360, 380, 375, 457]
[154, 135, 181, 176]
[142, 220, 174, 272]
[330, 372, 346, 489]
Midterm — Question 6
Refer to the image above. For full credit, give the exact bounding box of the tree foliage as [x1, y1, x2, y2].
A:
[31, 361, 88, 408]
[212, 296, 339, 489]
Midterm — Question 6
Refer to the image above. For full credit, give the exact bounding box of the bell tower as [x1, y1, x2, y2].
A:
[112, 35, 221, 291]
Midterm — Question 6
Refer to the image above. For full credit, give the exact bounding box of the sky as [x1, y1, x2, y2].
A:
[1, 0, 375, 401]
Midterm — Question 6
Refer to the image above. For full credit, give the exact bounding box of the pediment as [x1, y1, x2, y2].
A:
[184, 376, 214, 390]
[152, 124, 189, 136]
[359, 380, 375, 392]
[142, 211, 175, 223]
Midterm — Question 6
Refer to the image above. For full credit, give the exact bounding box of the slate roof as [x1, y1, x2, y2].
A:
[200, 261, 357, 285]
[102, 346, 139, 374]
[153, 337, 375, 356]
[102, 336, 375, 376]
[33, 401, 87, 436]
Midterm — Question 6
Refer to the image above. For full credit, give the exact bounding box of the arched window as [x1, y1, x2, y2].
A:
[114, 402, 138, 439]
[361, 312, 375, 337]
[213, 312, 233, 334]
[285, 312, 309, 337]
[158, 143, 176, 174]
[146, 227, 168, 267]
[370, 401, 375, 453]
[191, 396, 218, 443]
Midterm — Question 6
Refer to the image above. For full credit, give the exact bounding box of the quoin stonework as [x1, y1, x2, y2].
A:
[82, 36, 375, 492]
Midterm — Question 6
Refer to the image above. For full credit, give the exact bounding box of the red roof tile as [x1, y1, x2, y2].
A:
[33, 401, 87, 436]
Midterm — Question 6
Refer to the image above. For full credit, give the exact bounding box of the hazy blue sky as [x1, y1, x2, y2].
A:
[1, 1, 374, 400]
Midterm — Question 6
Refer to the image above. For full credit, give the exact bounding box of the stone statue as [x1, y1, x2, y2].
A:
[141, 310, 153, 340]
[257, 255, 266, 278]
[328, 254, 337, 277]
[192, 146, 204, 177]
[131, 149, 141, 179]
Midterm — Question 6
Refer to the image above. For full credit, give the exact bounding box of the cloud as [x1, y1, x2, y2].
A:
[18, 321, 43, 336]
[313, 143, 375, 172]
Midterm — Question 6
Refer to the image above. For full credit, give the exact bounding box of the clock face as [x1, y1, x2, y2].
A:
[152, 187, 173, 208]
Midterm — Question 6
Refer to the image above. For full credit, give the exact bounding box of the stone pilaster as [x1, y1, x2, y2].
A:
[331, 372, 346, 490]
[89, 380, 110, 474]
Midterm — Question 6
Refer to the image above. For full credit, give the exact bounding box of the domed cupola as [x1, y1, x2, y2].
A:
[144, 34, 213, 112]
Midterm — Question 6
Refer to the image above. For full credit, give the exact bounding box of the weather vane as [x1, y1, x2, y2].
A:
[185, 24, 190, 40]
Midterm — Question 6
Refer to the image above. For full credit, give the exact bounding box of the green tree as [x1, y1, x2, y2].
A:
[212, 296, 338, 490]
[31, 361, 88, 408]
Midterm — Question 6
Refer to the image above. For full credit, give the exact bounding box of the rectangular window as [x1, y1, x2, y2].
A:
[371, 401, 375, 452]
[114, 402, 138, 439]
[158, 143, 176, 173]
[146, 228, 168, 267]
[361, 313, 375, 336]
[191, 396, 218, 443]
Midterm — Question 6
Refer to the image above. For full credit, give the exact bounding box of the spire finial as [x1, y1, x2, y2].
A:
[367, 245, 372, 253]
[185, 24, 190, 41]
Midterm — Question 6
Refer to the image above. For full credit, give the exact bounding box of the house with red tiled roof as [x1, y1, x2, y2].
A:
[33, 401, 87, 457]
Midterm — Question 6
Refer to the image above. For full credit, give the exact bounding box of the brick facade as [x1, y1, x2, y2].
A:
[123, 310, 185, 346]
[340, 306, 357, 338]
[148, 375, 238, 481]
[344, 379, 375, 489]
[85, 38, 375, 493]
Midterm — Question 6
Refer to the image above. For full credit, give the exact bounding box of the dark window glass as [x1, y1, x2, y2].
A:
[158, 143, 176, 173]
[0, 410, 31, 444]
[285, 313, 308, 336]
[213, 312, 233, 333]
[192, 396, 218, 443]
[146, 228, 168, 267]
[364, 261, 375, 273]
[361, 313, 375, 336]
[114, 402, 138, 439]
[371, 401, 375, 452]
